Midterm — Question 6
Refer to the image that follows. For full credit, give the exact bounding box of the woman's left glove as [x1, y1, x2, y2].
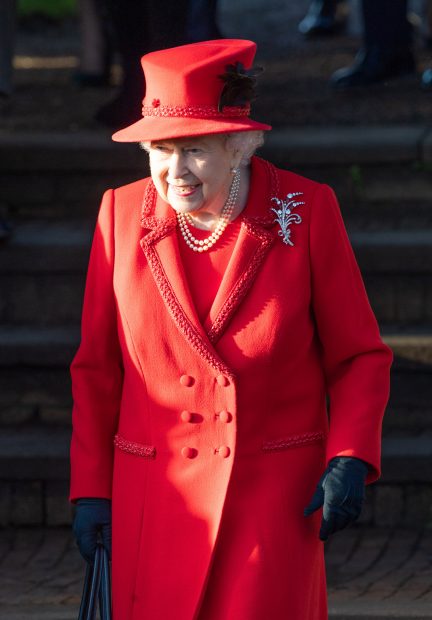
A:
[72, 498, 112, 563]
[304, 457, 368, 541]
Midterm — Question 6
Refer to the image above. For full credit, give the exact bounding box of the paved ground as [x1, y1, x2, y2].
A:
[1, 527, 432, 619]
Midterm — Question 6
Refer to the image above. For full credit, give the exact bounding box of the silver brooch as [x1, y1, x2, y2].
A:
[271, 192, 304, 246]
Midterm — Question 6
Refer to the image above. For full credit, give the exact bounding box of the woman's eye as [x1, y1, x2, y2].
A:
[153, 145, 169, 153]
[185, 148, 202, 155]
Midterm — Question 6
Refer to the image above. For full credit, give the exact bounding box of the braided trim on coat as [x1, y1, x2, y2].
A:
[207, 158, 279, 343]
[114, 434, 156, 458]
[262, 431, 326, 453]
[141, 181, 158, 222]
[142, 241, 233, 376]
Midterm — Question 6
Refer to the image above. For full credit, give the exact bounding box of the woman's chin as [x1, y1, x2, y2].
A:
[168, 196, 204, 214]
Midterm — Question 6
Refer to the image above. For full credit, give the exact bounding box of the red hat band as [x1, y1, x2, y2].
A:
[112, 39, 271, 142]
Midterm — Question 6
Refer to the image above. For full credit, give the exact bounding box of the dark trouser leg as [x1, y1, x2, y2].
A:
[330, 0, 414, 88]
[187, 0, 221, 41]
[363, 0, 411, 54]
[96, 0, 189, 126]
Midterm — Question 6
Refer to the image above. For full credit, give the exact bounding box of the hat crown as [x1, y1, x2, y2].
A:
[142, 40, 257, 110]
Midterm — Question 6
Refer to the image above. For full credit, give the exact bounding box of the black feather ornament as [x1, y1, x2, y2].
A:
[218, 62, 263, 112]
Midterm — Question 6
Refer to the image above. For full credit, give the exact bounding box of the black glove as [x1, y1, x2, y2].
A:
[304, 457, 368, 541]
[73, 498, 112, 563]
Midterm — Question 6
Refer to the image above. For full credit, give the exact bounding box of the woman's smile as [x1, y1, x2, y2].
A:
[168, 183, 201, 197]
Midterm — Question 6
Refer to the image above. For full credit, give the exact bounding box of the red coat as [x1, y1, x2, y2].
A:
[70, 156, 392, 620]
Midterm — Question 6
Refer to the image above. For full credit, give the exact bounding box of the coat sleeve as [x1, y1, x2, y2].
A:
[309, 184, 393, 483]
[69, 189, 123, 501]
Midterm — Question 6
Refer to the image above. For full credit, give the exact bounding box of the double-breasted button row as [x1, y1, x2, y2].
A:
[181, 446, 231, 459]
[180, 374, 231, 387]
[181, 410, 232, 424]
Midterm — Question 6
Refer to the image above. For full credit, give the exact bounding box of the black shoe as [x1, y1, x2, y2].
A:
[298, 0, 347, 36]
[330, 46, 416, 89]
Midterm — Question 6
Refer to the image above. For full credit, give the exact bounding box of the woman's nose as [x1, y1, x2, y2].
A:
[168, 152, 188, 179]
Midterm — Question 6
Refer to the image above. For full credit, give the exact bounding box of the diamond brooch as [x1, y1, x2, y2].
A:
[271, 192, 305, 246]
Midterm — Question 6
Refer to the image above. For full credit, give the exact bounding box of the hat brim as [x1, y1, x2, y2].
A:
[112, 115, 272, 142]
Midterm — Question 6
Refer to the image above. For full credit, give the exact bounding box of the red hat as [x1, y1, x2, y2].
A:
[112, 39, 272, 142]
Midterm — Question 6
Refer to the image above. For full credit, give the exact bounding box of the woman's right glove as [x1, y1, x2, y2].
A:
[72, 498, 112, 563]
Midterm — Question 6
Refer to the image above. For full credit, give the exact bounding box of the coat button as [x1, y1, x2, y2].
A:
[181, 447, 197, 459]
[180, 374, 194, 387]
[180, 410, 193, 423]
[218, 446, 231, 458]
[216, 374, 229, 387]
[218, 410, 232, 423]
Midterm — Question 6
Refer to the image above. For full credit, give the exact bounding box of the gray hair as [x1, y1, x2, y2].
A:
[139, 130, 265, 166]
[225, 131, 265, 166]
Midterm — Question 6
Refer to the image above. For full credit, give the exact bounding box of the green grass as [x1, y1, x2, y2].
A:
[19, 0, 77, 18]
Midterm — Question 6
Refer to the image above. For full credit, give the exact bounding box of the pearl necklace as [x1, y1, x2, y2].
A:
[177, 169, 240, 252]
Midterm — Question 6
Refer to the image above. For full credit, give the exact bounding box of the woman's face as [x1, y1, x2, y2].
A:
[147, 134, 238, 216]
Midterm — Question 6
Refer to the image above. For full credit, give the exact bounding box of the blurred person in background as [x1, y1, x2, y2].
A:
[75, 0, 114, 87]
[187, 0, 221, 42]
[0, 0, 16, 98]
[95, 0, 189, 128]
[330, 0, 415, 87]
[299, 0, 349, 36]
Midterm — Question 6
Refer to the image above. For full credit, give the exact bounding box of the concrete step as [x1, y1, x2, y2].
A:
[1, 222, 432, 325]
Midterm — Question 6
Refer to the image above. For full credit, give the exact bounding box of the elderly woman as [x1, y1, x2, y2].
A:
[70, 39, 392, 620]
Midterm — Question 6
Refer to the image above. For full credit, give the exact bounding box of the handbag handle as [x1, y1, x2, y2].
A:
[78, 544, 112, 620]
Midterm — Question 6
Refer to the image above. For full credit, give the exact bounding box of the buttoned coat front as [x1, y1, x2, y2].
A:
[70, 157, 392, 620]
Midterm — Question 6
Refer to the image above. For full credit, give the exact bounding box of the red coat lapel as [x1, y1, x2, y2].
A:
[140, 182, 232, 376]
[205, 157, 279, 343]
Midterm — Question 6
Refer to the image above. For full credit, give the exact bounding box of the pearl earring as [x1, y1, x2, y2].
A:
[231, 167, 239, 174]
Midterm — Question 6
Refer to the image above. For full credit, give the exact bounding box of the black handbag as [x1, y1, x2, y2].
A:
[78, 543, 112, 620]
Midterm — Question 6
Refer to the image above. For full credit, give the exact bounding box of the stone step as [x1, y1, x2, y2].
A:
[1, 129, 432, 228]
[0, 326, 431, 425]
[0, 326, 80, 367]
[1, 223, 432, 325]
[2, 223, 432, 274]
[0, 364, 428, 432]
[0, 427, 431, 527]
[1, 428, 429, 483]
[1, 325, 432, 366]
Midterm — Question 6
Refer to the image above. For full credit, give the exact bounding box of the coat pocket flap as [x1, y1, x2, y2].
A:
[262, 431, 326, 453]
[114, 434, 156, 459]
